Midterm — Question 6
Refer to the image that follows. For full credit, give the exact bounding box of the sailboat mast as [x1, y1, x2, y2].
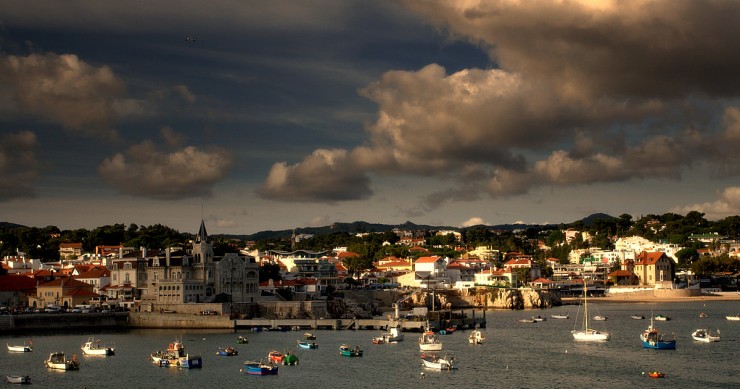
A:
[583, 281, 589, 330]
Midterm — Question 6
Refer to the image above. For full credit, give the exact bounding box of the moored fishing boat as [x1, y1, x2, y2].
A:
[640, 316, 676, 349]
[267, 350, 284, 364]
[691, 328, 720, 342]
[339, 344, 363, 357]
[418, 329, 443, 351]
[532, 315, 547, 322]
[81, 337, 115, 356]
[150, 338, 202, 368]
[592, 315, 608, 321]
[631, 314, 645, 320]
[654, 314, 671, 321]
[726, 314, 740, 321]
[236, 335, 249, 344]
[242, 360, 278, 375]
[551, 314, 569, 319]
[44, 352, 79, 370]
[373, 326, 404, 343]
[646, 371, 665, 378]
[304, 332, 316, 340]
[5, 375, 31, 384]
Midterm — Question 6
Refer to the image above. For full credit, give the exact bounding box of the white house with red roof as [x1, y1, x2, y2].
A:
[474, 267, 516, 287]
[74, 267, 111, 294]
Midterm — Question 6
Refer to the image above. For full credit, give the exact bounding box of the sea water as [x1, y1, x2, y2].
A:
[1, 300, 739, 389]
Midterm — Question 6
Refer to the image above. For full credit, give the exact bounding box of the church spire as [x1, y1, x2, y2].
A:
[197, 220, 209, 243]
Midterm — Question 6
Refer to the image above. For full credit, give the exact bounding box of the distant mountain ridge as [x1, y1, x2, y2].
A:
[2, 214, 616, 241]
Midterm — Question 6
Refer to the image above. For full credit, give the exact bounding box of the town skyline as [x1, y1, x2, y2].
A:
[2, 1, 740, 235]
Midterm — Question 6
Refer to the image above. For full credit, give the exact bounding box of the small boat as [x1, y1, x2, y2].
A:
[242, 360, 278, 375]
[646, 371, 665, 378]
[439, 325, 456, 335]
[81, 337, 115, 356]
[150, 338, 202, 368]
[518, 318, 536, 323]
[44, 352, 80, 370]
[267, 350, 284, 364]
[297, 340, 318, 349]
[216, 347, 238, 356]
[5, 375, 31, 384]
[6, 340, 32, 352]
[691, 328, 720, 342]
[551, 314, 569, 319]
[339, 344, 363, 357]
[468, 329, 485, 345]
[304, 332, 316, 340]
[631, 315, 645, 320]
[592, 315, 608, 321]
[726, 314, 740, 321]
[654, 314, 671, 321]
[236, 335, 249, 344]
[640, 317, 676, 349]
[374, 327, 404, 343]
[420, 353, 456, 370]
[699, 312, 708, 318]
[532, 315, 547, 322]
[418, 329, 443, 351]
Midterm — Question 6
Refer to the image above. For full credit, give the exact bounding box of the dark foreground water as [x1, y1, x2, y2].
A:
[2, 300, 739, 389]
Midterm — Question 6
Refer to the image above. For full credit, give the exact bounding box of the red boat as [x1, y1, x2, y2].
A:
[647, 371, 665, 378]
[268, 351, 284, 364]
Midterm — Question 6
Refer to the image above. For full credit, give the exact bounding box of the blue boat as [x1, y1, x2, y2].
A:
[640, 317, 676, 349]
[339, 344, 362, 357]
[242, 360, 278, 375]
[215, 347, 238, 356]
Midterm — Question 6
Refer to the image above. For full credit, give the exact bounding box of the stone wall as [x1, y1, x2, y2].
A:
[128, 311, 233, 329]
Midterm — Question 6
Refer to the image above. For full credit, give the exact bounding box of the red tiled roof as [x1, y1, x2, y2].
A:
[414, 256, 441, 264]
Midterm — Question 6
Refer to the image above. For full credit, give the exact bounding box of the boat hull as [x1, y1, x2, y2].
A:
[244, 365, 278, 375]
[572, 330, 610, 341]
[6, 344, 32, 353]
[691, 329, 720, 342]
[5, 375, 30, 384]
[640, 339, 676, 349]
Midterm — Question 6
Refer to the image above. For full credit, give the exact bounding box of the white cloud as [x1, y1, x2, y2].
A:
[461, 217, 486, 227]
[671, 187, 740, 220]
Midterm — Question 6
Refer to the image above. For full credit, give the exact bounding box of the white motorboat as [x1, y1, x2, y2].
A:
[726, 314, 740, 321]
[468, 329, 485, 345]
[44, 352, 79, 370]
[81, 337, 115, 356]
[692, 328, 720, 342]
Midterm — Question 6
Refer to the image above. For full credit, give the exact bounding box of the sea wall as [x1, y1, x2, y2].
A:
[0, 312, 129, 333]
[128, 311, 234, 329]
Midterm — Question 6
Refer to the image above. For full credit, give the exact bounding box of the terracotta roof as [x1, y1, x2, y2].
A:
[414, 256, 442, 264]
[76, 268, 110, 279]
[38, 277, 92, 288]
[0, 275, 37, 291]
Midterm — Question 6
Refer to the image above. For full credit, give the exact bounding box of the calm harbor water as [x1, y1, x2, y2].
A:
[2, 300, 739, 389]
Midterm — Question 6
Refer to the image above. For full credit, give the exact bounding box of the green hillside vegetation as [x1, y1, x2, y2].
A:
[2, 212, 739, 276]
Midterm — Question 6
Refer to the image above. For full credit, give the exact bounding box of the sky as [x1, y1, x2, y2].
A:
[1, 0, 740, 235]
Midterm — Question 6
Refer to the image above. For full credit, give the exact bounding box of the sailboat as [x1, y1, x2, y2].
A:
[571, 281, 610, 341]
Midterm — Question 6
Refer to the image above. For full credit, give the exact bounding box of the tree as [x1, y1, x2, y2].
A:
[259, 263, 282, 283]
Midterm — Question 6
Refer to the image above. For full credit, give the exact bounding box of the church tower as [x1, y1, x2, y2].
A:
[192, 220, 215, 296]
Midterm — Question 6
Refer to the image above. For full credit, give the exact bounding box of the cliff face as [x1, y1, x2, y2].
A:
[400, 288, 561, 310]
[464, 288, 561, 309]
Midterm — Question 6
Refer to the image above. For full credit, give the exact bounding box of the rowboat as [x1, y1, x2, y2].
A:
[551, 314, 569, 319]
[726, 314, 740, 321]
[646, 371, 665, 378]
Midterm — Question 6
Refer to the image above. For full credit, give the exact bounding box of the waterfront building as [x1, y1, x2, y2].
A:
[214, 252, 259, 303]
[30, 277, 97, 309]
[634, 251, 675, 287]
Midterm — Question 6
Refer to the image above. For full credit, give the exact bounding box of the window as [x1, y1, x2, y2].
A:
[124, 263, 132, 270]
